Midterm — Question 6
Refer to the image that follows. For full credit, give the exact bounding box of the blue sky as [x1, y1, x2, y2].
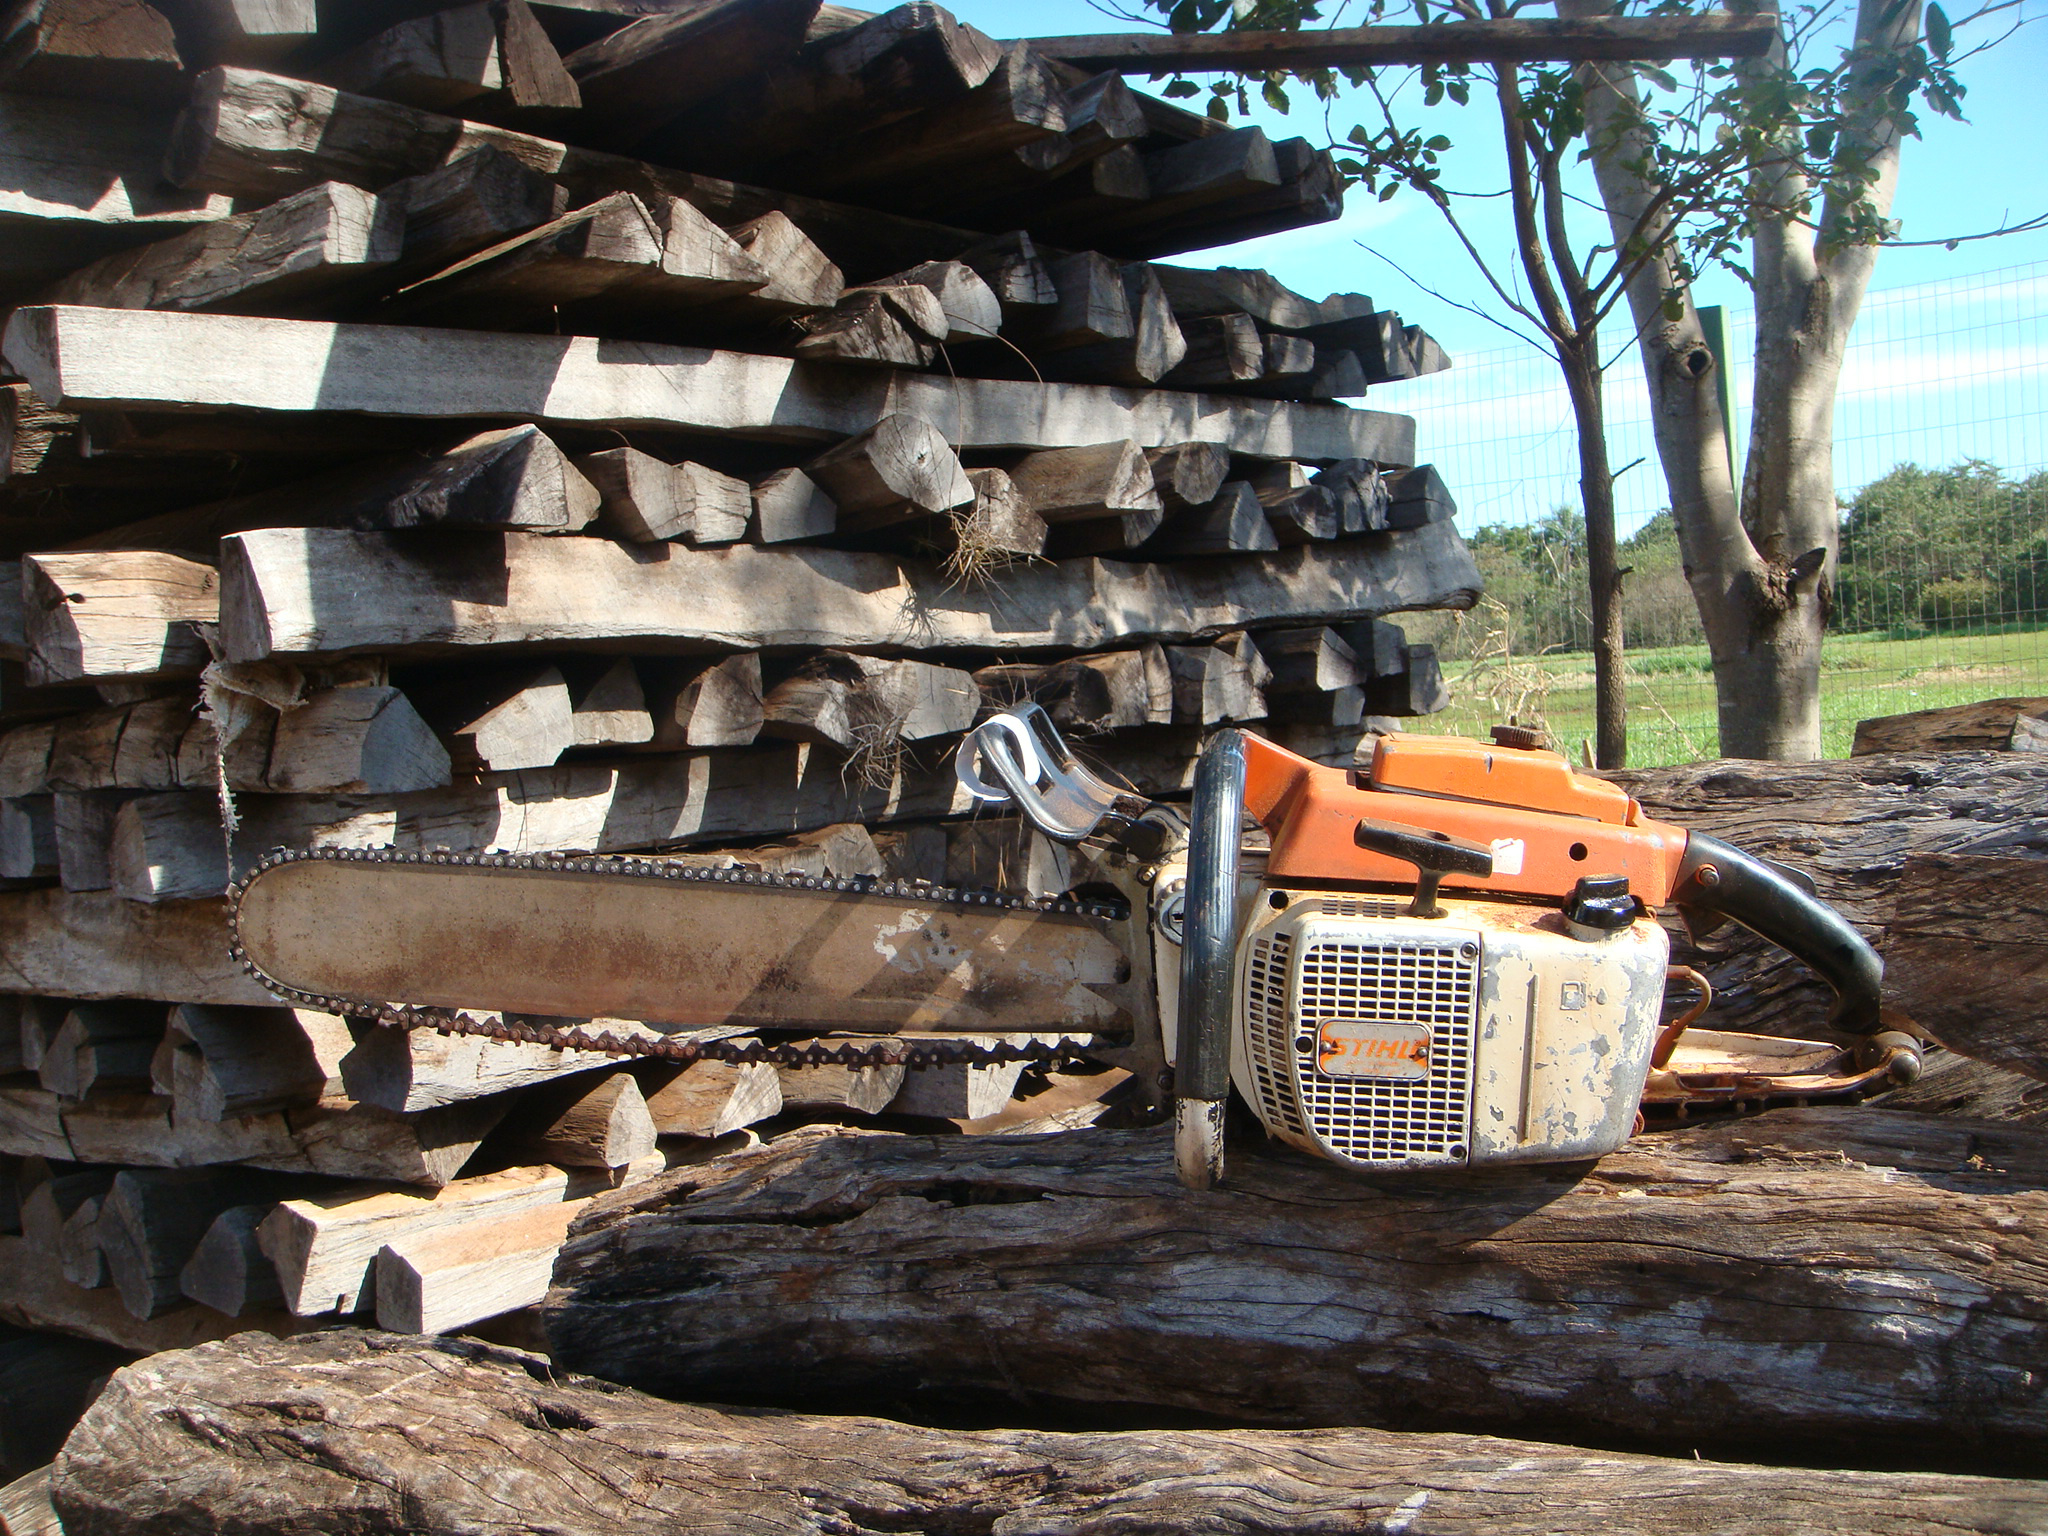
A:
[950, 1, 2048, 528]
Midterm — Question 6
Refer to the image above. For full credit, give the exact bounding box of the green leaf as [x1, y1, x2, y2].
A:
[1262, 78, 1291, 111]
[1425, 134, 1451, 150]
[1380, 182, 1399, 200]
[1207, 96, 1232, 121]
[1163, 79, 1200, 98]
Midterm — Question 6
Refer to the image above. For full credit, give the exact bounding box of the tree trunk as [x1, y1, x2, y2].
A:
[545, 1109, 2048, 1471]
[51, 1331, 2048, 1535]
[1563, 339, 1628, 767]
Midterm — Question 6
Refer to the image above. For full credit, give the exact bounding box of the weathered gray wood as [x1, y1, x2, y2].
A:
[564, 657, 650, 748]
[1253, 625, 1364, 695]
[320, 0, 579, 116]
[633, 2, 997, 173]
[387, 142, 569, 270]
[0, 1231, 309, 1353]
[726, 210, 843, 313]
[956, 227, 1055, 310]
[1143, 479, 1275, 557]
[381, 192, 767, 331]
[1877, 1047, 2048, 1126]
[261, 684, 454, 794]
[1020, 250, 1129, 348]
[97, 1167, 298, 1320]
[259, 1161, 634, 1316]
[375, 1197, 586, 1334]
[1854, 697, 2048, 756]
[51, 1329, 2048, 1534]
[109, 786, 389, 902]
[38, 1002, 163, 1098]
[84, 425, 602, 549]
[1148, 262, 1369, 331]
[216, 519, 1474, 664]
[943, 466, 1045, 562]
[776, 1061, 903, 1115]
[177, 1202, 282, 1316]
[160, 1003, 348, 1121]
[493, 1068, 655, 1170]
[53, 789, 134, 891]
[975, 645, 1171, 734]
[1143, 439, 1228, 510]
[20, 1169, 112, 1285]
[4, 305, 1418, 462]
[760, 653, 975, 751]
[560, 0, 818, 139]
[547, 1110, 2048, 1467]
[577, 446, 691, 541]
[806, 415, 973, 531]
[1166, 631, 1269, 724]
[1162, 311, 1263, 389]
[1885, 854, 2048, 1082]
[748, 466, 836, 544]
[0, 0, 183, 103]
[42, 180, 400, 315]
[1004, 439, 1161, 528]
[341, 1023, 622, 1114]
[0, 889, 308, 1006]
[429, 664, 574, 773]
[18, 551, 216, 686]
[0, 1464, 58, 1536]
[887, 1057, 1025, 1119]
[887, 260, 1001, 343]
[633, 1057, 780, 1139]
[643, 653, 761, 750]
[1368, 641, 1450, 715]
[792, 288, 934, 368]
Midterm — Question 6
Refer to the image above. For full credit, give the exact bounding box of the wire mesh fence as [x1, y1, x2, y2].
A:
[1396, 259, 2048, 764]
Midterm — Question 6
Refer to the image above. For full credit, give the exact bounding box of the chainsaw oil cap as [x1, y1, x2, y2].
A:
[1565, 873, 1637, 936]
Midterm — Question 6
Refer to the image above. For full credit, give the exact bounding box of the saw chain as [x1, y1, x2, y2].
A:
[227, 846, 1128, 1073]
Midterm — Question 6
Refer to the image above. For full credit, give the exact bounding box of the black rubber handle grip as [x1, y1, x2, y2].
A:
[1673, 832, 1884, 1035]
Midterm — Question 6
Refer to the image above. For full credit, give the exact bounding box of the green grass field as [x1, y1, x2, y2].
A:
[1419, 625, 2048, 766]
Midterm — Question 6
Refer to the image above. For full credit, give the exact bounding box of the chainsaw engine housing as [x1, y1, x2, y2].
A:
[1228, 890, 1670, 1171]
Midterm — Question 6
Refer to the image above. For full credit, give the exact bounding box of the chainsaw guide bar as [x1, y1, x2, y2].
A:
[229, 846, 1133, 1073]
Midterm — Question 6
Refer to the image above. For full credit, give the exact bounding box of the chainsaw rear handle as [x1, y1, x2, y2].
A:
[1672, 833, 1884, 1035]
[1174, 729, 1245, 1191]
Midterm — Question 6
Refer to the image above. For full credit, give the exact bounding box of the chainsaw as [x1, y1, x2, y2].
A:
[229, 705, 1921, 1190]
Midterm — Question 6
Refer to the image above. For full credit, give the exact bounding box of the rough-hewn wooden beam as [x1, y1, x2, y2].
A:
[1026, 15, 1779, 72]
[2, 305, 1416, 463]
[216, 521, 1473, 664]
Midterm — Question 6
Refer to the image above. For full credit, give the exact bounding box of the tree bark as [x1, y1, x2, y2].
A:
[51, 1330, 2048, 1535]
[545, 1110, 2048, 1470]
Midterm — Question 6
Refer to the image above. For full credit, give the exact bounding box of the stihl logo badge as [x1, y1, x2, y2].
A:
[1316, 1019, 1432, 1080]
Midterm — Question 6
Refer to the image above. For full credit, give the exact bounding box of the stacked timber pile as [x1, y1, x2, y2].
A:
[0, 0, 1477, 1358]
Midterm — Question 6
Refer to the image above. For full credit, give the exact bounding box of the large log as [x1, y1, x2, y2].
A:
[546, 1109, 2048, 1467]
[1885, 853, 2048, 1082]
[1853, 696, 2048, 756]
[215, 522, 1478, 663]
[2, 306, 1419, 464]
[47, 1331, 2048, 1533]
[1611, 752, 2048, 1040]
[0, 1233, 309, 1353]
[318, 0, 580, 117]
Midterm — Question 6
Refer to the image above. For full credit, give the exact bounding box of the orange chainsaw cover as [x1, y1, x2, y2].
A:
[1241, 731, 1691, 905]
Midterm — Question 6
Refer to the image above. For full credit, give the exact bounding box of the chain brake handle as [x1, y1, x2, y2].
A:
[957, 704, 1166, 856]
